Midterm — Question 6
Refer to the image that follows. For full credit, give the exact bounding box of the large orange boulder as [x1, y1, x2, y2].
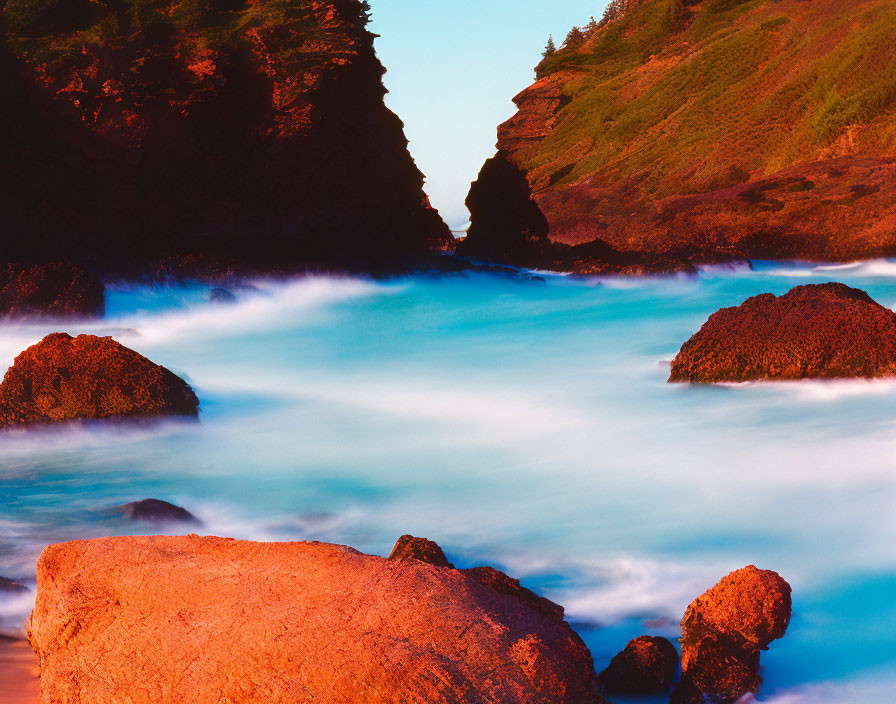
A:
[670, 283, 896, 382]
[673, 566, 791, 703]
[0, 263, 104, 318]
[0, 334, 198, 427]
[27, 535, 606, 704]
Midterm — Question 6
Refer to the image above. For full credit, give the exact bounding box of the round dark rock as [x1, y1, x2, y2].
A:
[209, 288, 237, 304]
[597, 635, 679, 696]
[120, 499, 201, 526]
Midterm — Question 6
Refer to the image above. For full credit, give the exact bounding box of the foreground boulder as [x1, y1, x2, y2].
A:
[670, 283, 896, 382]
[0, 263, 104, 318]
[673, 566, 791, 703]
[0, 334, 198, 427]
[597, 635, 678, 697]
[28, 535, 605, 704]
[119, 499, 201, 526]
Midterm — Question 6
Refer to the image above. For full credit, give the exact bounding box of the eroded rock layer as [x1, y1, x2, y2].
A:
[27, 535, 605, 704]
[0, 0, 450, 275]
[472, 0, 896, 269]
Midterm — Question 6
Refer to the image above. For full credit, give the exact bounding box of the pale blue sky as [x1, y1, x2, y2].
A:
[369, 1, 607, 229]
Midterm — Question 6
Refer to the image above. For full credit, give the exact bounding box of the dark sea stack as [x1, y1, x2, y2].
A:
[0, 0, 450, 275]
[387, 534, 454, 568]
[29, 535, 607, 703]
[673, 566, 791, 703]
[119, 499, 201, 526]
[0, 333, 199, 427]
[475, 0, 896, 269]
[596, 635, 678, 696]
[0, 576, 27, 593]
[670, 283, 896, 382]
[0, 263, 104, 318]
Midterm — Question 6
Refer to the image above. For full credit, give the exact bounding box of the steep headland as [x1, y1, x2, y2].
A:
[468, 0, 896, 270]
[0, 0, 451, 276]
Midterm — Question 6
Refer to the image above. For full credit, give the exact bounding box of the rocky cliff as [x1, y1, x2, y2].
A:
[0, 0, 451, 275]
[469, 0, 896, 269]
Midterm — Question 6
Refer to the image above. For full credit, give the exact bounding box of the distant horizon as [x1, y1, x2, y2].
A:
[369, 0, 608, 230]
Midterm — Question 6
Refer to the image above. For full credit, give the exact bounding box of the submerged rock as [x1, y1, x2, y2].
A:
[670, 283, 896, 382]
[0, 263, 104, 318]
[673, 566, 791, 703]
[596, 635, 678, 696]
[0, 333, 199, 427]
[119, 499, 201, 526]
[28, 535, 606, 704]
[208, 288, 237, 304]
[387, 534, 454, 568]
[0, 576, 27, 593]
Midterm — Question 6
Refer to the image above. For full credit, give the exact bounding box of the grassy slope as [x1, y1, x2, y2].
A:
[524, 0, 896, 198]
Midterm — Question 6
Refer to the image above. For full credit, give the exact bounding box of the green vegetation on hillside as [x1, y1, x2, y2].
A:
[525, 0, 896, 195]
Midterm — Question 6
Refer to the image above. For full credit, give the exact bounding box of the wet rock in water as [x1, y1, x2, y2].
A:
[0, 333, 199, 427]
[670, 283, 896, 382]
[597, 635, 679, 696]
[673, 566, 792, 703]
[209, 288, 237, 304]
[119, 499, 201, 526]
[388, 534, 454, 568]
[0, 576, 27, 593]
[0, 263, 104, 318]
[28, 535, 606, 704]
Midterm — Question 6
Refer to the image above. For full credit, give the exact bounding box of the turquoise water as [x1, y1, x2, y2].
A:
[2, 262, 896, 702]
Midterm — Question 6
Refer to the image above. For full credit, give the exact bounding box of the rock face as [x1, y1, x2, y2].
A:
[119, 499, 201, 526]
[673, 566, 791, 703]
[596, 635, 678, 696]
[473, 0, 896, 269]
[0, 0, 450, 275]
[387, 534, 454, 568]
[0, 333, 199, 426]
[28, 535, 606, 704]
[670, 283, 896, 382]
[0, 263, 104, 318]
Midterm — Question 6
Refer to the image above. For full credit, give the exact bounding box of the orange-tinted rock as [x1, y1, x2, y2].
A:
[387, 534, 454, 568]
[674, 566, 791, 703]
[0, 334, 199, 427]
[670, 283, 896, 382]
[119, 499, 201, 526]
[28, 535, 606, 704]
[463, 566, 565, 622]
[0, 263, 104, 318]
[596, 635, 678, 696]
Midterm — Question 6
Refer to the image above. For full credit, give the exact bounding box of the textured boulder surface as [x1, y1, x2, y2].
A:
[0, 263, 104, 318]
[670, 283, 896, 382]
[674, 566, 791, 703]
[596, 635, 678, 696]
[0, 0, 450, 275]
[472, 0, 896, 270]
[387, 534, 454, 568]
[0, 333, 199, 426]
[28, 535, 606, 704]
[119, 499, 201, 525]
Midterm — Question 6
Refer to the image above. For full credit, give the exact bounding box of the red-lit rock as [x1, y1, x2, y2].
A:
[28, 535, 607, 704]
[387, 534, 454, 568]
[670, 283, 896, 382]
[0, 334, 198, 427]
[597, 635, 678, 696]
[0, 263, 103, 318]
